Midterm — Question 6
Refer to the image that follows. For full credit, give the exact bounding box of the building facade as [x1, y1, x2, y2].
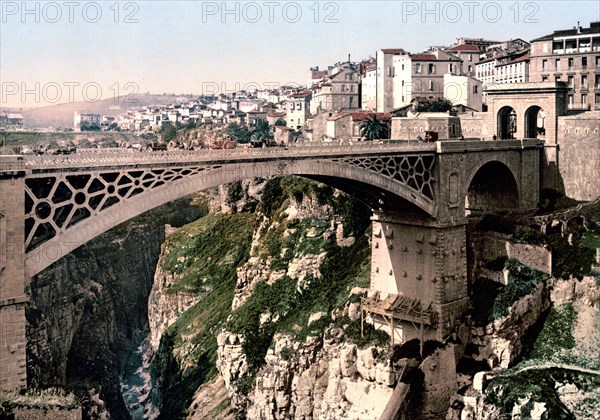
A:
[529, 21, 600, 110]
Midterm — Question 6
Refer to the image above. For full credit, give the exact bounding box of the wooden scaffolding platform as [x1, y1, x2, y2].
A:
[361, 292, 437, 355]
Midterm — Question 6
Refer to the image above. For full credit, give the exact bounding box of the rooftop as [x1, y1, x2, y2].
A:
[446, 44, 481, 52]
[381, 48, 406, 54]
[410, 53, 437, 61]
[531, 21, 600, 42]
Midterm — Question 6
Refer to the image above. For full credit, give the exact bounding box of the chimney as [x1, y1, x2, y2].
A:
[348, 53, 351, 63]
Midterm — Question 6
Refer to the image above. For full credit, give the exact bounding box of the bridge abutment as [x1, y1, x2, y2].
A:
[365, 212, 469, 343]
[0, 158, 28, 390]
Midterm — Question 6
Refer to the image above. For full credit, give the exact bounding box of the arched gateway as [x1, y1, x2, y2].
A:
[0, 140, 541, 390]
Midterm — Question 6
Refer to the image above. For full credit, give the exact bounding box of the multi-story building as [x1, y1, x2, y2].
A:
[475, 47, 530, 86]
[310, 61, 360, 113]
[284, 91, 311, 130]
[0, 112, 24, 130]
[494, 51, 530, 84]
[375, 49, 465, 112]
[361, 58, 377, 110]
[410, 50, 464, 103]
[444, 44, 481, 76]
[475, 48, 530, 106]
[375, 49, 408, 112]
[443, 74, 483, 111]
[529, 21, 600, 110]
[74, 113, 101, 131]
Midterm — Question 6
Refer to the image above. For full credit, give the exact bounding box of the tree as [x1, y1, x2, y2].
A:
[252, 120, 273, 145]
[227, 123, 251, 143]
[159, 122, 177, 142]
[415, 98, 453, 113]
[274, 119, 286, 127]
[359, 115, 389, 140]
[80, 120, 100, 131]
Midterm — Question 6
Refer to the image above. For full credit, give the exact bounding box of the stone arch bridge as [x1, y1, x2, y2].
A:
[0, 140, 541, 389]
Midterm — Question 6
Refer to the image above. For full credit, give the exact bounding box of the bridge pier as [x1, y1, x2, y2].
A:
[0, 157, 28, 390]
[365, 212, 469, 343]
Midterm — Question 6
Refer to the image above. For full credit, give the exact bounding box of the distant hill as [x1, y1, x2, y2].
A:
[1, 94, 198, 129]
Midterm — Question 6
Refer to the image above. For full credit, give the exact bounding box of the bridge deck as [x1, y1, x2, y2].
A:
[0, 139, 542, 171]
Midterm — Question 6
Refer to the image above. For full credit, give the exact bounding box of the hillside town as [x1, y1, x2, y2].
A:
[4, 21, 598, 153]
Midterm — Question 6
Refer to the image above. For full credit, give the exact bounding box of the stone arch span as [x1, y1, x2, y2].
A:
[25, 158, 436, 277]
[464, 160, 520, 216]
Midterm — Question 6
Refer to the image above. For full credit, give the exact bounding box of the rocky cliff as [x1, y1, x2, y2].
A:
[147, 177, 398, 419]
[26, 197, 204, 419]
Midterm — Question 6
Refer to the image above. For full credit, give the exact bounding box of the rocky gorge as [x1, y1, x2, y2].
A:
[8, 177, 600, 420]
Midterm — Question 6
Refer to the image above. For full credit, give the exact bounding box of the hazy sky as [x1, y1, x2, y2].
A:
[1, 0, 599, 107]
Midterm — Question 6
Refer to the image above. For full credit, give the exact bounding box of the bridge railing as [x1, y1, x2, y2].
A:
[20, 141, 438, 169]
[15, 139, 542, 170]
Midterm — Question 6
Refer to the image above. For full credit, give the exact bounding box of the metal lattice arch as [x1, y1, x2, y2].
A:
[24, 153, 437, 277]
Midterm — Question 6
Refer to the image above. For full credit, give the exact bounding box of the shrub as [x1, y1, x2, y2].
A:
[547, 233, 595, 280]
[491, 259, 549, 320]
[530, 303, 576, 360]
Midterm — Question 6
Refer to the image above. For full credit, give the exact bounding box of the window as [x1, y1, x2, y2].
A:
[596, 74, 600, 88]
[582, 94, 588, 104]
[555, 59, 561, 71]
[468, 54, 472, 62]
[542, 59, 548, 71]
[429, 80, 434, 91]
[297, 103, 302, 111]
[568, 75, 574, 87]
[542, 76, 548, 82]
[597, 56, 600, 67]
[596, 93, 600, 104]
[582, 57, 587, 69]
[415, 63, 422, 74]
[473, 85, 478, 94]
[568, 94, 574, 105]
[568, 58, 574, 69]
[582, 74, 588, 88]
[387, 66, 393, 77]
[428, 63, 435, 74]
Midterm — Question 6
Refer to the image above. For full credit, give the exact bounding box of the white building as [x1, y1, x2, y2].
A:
[376, 49, 408, 112]
[284, 91, 311, 130]
[443, 74, 483, 111]
[74, 113, 100, 131]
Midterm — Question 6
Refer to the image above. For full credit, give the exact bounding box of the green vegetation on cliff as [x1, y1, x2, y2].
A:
[151, 176, 374, 418]
[152, 212, 257, 419]
[160, 213, 259, 295]
[471, 259, 550, 325]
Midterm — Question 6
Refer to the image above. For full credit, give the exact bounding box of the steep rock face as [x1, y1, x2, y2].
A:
[217, 329, 396, 420]
[231, 195, 340, 312]
[27, 223, 165, 418]
[470, 281, 552, 369]
[148, 226, 204, 352]
[26, 198, 203, 419]
[148, 178, 376, 418]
